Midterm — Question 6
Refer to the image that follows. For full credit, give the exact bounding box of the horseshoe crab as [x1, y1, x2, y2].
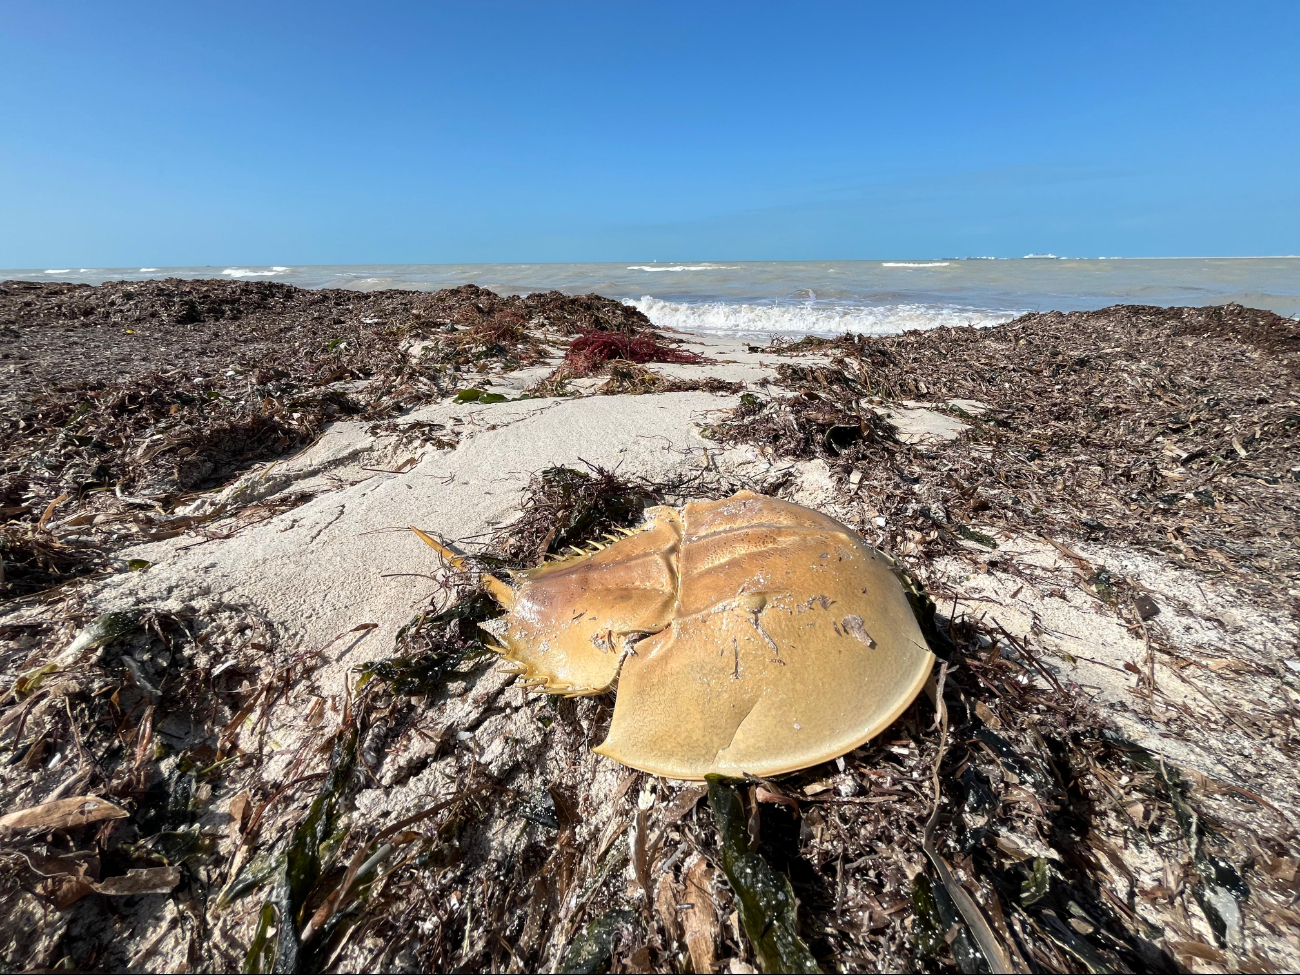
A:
[414, 490, 934, 779]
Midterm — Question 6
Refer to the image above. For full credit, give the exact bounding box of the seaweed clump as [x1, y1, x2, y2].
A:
[0, 598, 320, 972]
[709, 381, 899, 462]
[597, 361, 744, 397]
[528, 329, 711, 392]
[491, 464, 664, 568]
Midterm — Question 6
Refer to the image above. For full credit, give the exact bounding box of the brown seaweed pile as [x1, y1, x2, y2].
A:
[0, 455, 1295, 973]
[236, 496, 1291, 974]
[200, 531, 1300, 970]
[487, 463, 665, 569]
[3, 284, 1297, 973]
[0, 279, 655, 596]
[715, 303, 1300, 603]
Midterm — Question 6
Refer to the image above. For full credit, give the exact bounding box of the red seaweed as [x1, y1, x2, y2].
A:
[563, 329, 706, 376]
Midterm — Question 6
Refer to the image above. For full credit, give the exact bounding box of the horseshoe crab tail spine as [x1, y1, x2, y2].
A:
[409, 526, 516, 610]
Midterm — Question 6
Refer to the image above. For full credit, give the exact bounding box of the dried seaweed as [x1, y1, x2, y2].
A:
[562, 329, 707, 378]
[3, 508, 1269, 974]
[491, 464, 663, 569]
[558, 909, 636, 974]
[706, 384, 898, 461]
[0, 522, 111, 597]
[273, 720, 360, 973]
[0, 597, 305, 971]
[3, 288, 1296, 973]
[596, 362, 744, 397]
[719, 303, 1300, 600]
[0, 280, 653, 596]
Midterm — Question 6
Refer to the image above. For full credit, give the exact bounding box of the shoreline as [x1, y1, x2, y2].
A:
[2, 279, 1298, 972]
[7, 255, 1300, 323]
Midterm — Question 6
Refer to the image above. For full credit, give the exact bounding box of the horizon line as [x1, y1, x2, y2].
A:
[5, 254, 1300, 273]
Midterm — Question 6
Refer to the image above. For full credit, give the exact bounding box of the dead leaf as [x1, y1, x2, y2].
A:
[134, 705, 155, 767]
[38, 493, 69, 531]
[680, 855, 720, 975]
[93, 866, 181, 896]
[661, 785, 708, 826]
[754, 786, 800, 814]
[612, 771, 640, 805]
[630, 804, 652, 905]
[1206, 658, 1245, 673]
[1123, 800, 1147, 824]
[23, 851, 101, 908]
[974, 700, 1002, 729]
[50, 876, 99, 909]
[228, 791, 252, 841]
[1169, 939, 1226, 964]
[1263, 856, 1298, 883]
[655, 873, 681, 943]
[0, 795, 129, 830]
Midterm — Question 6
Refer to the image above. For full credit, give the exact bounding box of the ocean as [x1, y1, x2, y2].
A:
[8, 258, 1299, 339]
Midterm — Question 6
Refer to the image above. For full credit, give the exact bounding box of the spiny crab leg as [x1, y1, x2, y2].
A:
[408, 526, 516, 610]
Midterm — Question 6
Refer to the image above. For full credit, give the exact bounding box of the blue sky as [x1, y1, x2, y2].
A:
[2, 1, 1297, 265]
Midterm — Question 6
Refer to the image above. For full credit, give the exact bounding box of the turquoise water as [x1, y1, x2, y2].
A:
[7, 258, 1298, 337]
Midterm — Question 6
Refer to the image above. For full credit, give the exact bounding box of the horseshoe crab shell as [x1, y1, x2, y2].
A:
[416, 490, 934, 780]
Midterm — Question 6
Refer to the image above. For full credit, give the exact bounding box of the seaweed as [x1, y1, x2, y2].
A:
[356, 590, 498, 696]
[596, 362, 745, 396]
[558, 910, 636, 974]
[491, 464, 663, 569]
[0, 279, 655, 596]
[707, 776, 820, 974]
[0, 598, 302, 972]
[912, 873, 987, 973]
[4, 287, 1297, 972]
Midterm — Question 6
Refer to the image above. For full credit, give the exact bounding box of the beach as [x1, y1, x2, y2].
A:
[1, 278, 1298, 973]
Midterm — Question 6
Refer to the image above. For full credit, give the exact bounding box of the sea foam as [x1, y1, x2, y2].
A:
[630, 296, 1018, 337]
[881, 261, 950, 268]
[626, 264, 737, 272]
[221, 266, 290, 278]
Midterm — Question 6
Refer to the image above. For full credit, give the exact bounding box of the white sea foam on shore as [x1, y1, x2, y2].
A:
[629, 295, 1019, 337]
[221, 266, 291, 278]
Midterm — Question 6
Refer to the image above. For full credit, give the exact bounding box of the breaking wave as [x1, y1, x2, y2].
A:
[221, 266, 291, 278]
[629, 296, 1019, 337]
[881, 261, 951, 268]
[625, 264, 737, 272]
